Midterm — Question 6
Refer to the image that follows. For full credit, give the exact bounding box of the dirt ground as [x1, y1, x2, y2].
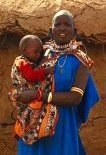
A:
[0, 35, 106, 155]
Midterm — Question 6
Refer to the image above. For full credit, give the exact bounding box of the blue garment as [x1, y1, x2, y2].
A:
[17, 55, 100, 155]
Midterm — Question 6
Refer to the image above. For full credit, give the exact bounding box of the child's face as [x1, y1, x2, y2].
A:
[52, 15, 75, 45]
[24, 39, 43, 63]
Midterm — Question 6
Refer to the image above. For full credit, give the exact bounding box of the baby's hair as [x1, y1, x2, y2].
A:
[19, 35, 42, 52]
[52, 10, 75, 27]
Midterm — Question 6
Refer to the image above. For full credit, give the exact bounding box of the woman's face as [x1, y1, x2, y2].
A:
[52, 15, 75, 45]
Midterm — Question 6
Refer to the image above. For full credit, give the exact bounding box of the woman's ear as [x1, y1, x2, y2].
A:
[73, 28, 77, 39]
[49, 27, 52, 34]
[43, 27, 53, 43]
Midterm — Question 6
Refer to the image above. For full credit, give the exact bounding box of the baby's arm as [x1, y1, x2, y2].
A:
[20, 62, 46, 82]
[19, 62, 54, 82]
[8, 87, 40, 105]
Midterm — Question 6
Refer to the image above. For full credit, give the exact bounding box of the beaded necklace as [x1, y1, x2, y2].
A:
[57, 55, 67, 74]
[44, 40, 93, 70]
[53, 41, 72, 50]
[53, 41, 73, 74]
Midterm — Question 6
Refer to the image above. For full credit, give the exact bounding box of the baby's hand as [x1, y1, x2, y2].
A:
[45, 66, 54, 75]
[40, 57, 48, 66]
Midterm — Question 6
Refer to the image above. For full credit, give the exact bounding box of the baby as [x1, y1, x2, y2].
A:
[10, 35, 55, 139]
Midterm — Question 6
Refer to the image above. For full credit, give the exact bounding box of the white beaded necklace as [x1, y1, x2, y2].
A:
[53, 41, 72, 50]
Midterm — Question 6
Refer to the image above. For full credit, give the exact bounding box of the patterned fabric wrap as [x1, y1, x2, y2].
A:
[44, 40, 94, 69]
[10, 55, 58, 144]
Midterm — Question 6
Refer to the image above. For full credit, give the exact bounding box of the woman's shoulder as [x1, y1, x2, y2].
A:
[43, 40, 94, 69]
[67, 41, 94, 69]
[72, 49, 94, 69]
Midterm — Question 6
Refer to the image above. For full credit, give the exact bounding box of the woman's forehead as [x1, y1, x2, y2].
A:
[53, 15, 73, 23]
[52, 10, 74, 24]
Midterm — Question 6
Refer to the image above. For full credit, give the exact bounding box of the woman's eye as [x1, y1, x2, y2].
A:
[64, 22, 72, 26]
[54, 22, 72, 27]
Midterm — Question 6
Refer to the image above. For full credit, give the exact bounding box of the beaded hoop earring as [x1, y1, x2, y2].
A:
[48, 27, 53, 41]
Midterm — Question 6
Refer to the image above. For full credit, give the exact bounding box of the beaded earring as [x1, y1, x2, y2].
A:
[48, 27, 53, 41]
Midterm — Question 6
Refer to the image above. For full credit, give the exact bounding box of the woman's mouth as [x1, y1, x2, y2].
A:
[59, 33, 66, 37]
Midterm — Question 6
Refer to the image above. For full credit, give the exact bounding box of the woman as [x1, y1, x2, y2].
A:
[9, 10, 100, 155]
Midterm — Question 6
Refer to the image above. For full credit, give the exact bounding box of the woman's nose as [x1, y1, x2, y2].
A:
[59, 25, 66, 31]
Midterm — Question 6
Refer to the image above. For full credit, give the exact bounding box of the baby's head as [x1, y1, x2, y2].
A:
[19, 35, 43, 63]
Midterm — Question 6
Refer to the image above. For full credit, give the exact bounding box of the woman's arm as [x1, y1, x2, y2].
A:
[48, 63, 89, 106]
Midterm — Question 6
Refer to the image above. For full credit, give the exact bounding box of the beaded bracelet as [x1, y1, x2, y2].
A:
[36, 88, 43, 101]
[71, 87, 84, 96]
